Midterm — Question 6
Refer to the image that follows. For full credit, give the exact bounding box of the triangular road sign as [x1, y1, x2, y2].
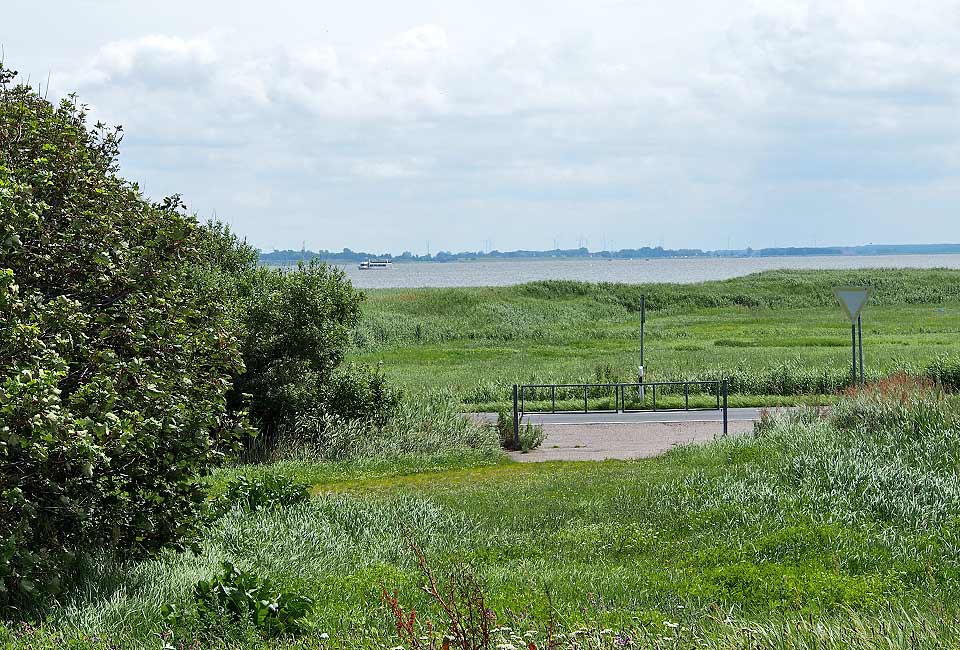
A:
[833, 286, 871, 322]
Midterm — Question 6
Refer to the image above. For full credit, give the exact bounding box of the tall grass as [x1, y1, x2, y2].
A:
[355, 269, 960, 350]
[275, 389, 500, 461]
[353, 269, 960, 407]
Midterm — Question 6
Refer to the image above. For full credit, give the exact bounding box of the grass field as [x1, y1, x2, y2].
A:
[9, 269, 960, 649]
[352, 269, 960, 409]
[10, 385, 960, 649]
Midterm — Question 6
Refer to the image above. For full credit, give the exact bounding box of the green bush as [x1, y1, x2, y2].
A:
[162, 562, 314, 638]
[0, 67, 248, 610]
[322, 362, 400, 427]
[517, 422, 546, 452]
[229, 261, 365, 440]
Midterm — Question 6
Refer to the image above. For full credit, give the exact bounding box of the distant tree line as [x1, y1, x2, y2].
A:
[260, 242, 960, 265]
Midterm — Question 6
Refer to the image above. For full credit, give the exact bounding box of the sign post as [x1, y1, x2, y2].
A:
[833, 287, 871, 387]
[639, 294, 646, 402]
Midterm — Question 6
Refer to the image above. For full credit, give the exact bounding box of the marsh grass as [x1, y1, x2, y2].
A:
[352, 270, 960, 409]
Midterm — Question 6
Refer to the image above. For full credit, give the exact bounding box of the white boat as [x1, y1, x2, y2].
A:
[358, 259, 392, 270]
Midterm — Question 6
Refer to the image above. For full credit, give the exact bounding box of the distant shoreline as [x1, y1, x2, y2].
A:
[262, 244, 960, 267]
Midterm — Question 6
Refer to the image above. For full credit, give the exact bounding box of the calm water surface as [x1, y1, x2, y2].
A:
[329, 254, 960, 289]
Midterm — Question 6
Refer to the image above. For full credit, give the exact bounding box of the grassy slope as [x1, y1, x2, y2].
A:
[352, 269, 960, 408]
[16, 390, 960, 649]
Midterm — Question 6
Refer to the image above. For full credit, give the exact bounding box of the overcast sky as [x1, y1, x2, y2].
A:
[6, 0, 960, 253]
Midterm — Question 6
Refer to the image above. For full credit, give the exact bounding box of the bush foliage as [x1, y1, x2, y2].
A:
[212, 475, 310, 516]
[231, 262, 365, 439]
[162, 562, 314, 638]
[0, 66, 251, 609]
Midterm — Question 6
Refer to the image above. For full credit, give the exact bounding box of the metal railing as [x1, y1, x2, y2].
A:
[511, 379, 729, 449]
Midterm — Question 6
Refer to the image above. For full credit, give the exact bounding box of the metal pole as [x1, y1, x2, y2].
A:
[512, 385, 520, 450]
[551, 386, 556, 414]
[584, 385, 588, 413]
[640, 294, 646, 371]
[722, 379, 729, 435]
[858, 315, 864, 386]
[851, 323, 857, 388]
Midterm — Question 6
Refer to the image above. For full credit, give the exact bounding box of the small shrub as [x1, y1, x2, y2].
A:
[495, 408, 515, 449]
[517, 422, 546, 453]
[322, 362, 401, 428]
[163, 562, 313, 638]
[230, 261, 364, 441]
[495, 410, 545, 452]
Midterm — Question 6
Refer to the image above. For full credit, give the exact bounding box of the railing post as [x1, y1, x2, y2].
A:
[512, 384, 520, 450]
[652, 384, 657, 411]
[583, 385, 588, 413]
[722, 379, 729, 436]
[552, 385, 556, 413]
[684, 383, 689, 411]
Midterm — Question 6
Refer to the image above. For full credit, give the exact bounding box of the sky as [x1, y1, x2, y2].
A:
[5, 0, 960, 254]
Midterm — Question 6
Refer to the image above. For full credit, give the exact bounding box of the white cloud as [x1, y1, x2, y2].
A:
[24, 1, 960, 252]
[74, 34, 218, 87]
[387, 24, 449, 53]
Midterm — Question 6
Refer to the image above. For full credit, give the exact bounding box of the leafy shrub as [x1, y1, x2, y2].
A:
[212, 475, 309, 516]
[517, 422, 546, 452]
[495, 409, 545, 452]
[322, 362, 401, 427]
[495, 407, 515, 448]
[231, 262, 363, 437]
[193, 225, 401, 458]
[0, 66, 248, 610]
[163, 562, 313, 638]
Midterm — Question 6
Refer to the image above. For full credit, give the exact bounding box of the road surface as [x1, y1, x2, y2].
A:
[471, 408, 769, 462]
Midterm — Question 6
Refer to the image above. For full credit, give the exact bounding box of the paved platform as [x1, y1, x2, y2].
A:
[470, 408, 765, 462]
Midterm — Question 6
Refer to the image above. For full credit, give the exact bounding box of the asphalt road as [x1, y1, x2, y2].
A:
[467, 408, 773, 462]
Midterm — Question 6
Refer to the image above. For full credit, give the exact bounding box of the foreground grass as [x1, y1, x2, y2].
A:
[10, 385, 960, 648]
[352, 269, 960, 408]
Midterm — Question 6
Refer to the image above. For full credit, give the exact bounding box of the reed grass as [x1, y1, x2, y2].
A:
[352, 269, 960, 408]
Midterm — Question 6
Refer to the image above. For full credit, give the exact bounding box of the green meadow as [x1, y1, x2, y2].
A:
[352, 269, 960, 409]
